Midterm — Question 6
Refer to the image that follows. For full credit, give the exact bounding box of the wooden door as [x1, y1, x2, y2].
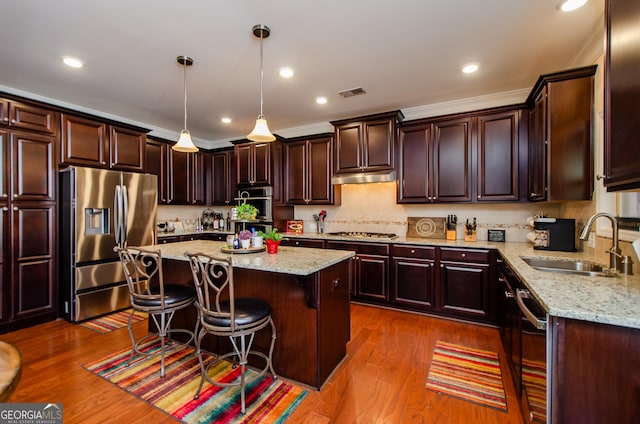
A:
[392, 257, 435, 310]
[211, 150, 233, 205]
[0, 204, 8, 322]
[109, 126, 145, 171]
[145, 139, 168, 204]
[10, 203, 56, 320]
[61, 114, 108, 167]
[356, 255, 389, 301]
[284, 140, 307, 204]
[0, 130, 7, 201]
[11, 131, 55, 201]
[252, 142, 271, 186]
[397, 123, 431, 203]
[191, 151, 206, 205]
[363, 118, 394, 171]
[432, 117, 473, 202]
[334, 122, 362, 173]
[169, 149, 189, 204]
[604, 0, 640, 190]
[528, 88, 547, 201]
[235, 143, 253, 186]
[477, 111, 520, 201]
[439, 261, 490, 320]
[308, 137, 333, 204]
[8, 101, 57, 135]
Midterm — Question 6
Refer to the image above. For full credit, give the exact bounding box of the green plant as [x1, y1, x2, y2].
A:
[236, 203, 258, 219]
[258, 228, 286, 242]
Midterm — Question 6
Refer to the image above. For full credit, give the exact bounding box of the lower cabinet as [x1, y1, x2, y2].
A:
[326, 241, 389, 302]
[391, 244, 436, 311]
[280, 238, 326, 249]
[438, 247, 495, 322]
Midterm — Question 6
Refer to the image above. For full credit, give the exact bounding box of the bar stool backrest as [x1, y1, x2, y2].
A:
[115, 247, 166, 309]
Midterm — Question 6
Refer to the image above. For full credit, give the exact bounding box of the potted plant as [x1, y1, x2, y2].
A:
[236, 203, 258, 220]
[258, 228, 286, 254]
[238, 230, 252, 249]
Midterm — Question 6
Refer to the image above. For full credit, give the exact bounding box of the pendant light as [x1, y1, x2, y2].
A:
[173, 55, 199, 152]
[247, 24, 276, 142]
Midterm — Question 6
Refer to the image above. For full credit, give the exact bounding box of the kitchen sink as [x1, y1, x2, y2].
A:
[520, 256, 618, 277]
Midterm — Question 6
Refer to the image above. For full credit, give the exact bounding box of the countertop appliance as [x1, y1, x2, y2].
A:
[533, 218, 576, 252]
[59, 166, 157, 322]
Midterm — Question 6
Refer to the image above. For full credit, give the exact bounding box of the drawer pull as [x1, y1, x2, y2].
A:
[410, 249, 415, 254]
[461, 253, 466, 258]
[331, 278, 340, 291]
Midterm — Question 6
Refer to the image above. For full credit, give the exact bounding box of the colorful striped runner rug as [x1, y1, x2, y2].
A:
[521, 358, 547, 422]
[83, 339, 308, 423]
[79, 309, 148, 333]
[425, 341, 507, 411]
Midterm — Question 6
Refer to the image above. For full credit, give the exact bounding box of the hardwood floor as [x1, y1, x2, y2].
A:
[1, 304, 523, 423]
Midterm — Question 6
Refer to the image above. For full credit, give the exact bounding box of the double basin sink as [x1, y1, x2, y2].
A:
[521, 256, 617, 278]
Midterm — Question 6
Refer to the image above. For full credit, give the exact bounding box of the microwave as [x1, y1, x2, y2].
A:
[235, 186, 272, 222]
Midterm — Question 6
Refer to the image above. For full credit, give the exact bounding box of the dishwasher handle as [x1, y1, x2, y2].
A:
[516, 289, 547, 330]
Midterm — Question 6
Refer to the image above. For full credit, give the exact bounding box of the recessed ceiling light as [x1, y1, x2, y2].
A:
[221, 117, 232, 124]
[279, 67, 294, 78]
[315, 96, 328, 105]
[560, 0, 588, 12]
[462, 64, 479, 74]
[62, 56, 84, 68]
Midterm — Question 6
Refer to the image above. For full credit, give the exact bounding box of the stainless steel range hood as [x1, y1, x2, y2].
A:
[331, 170, 396, 185]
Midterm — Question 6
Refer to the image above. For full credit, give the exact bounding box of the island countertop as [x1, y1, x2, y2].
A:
[139, 240, 355, 276]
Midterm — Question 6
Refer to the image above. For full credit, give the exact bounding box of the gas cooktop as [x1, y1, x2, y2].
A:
[327, 231, 398, 240]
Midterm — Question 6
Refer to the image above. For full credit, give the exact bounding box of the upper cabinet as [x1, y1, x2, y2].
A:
[61, 113, 147, 171]
[283, 134, 340, 205]
[397, 107, 524, 204]
[209, 148, 235, 205]
[331, 111, 403, 174]
[604, 0, 640, 191]
[235, 141, 271, 186]
[145, 138, 169, 204]
[526, 66, 596, 201]
[0, 98, 58, 136]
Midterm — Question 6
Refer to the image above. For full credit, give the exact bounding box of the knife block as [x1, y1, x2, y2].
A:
[464, 231, 477, 242]
[446, 230, 457, 240]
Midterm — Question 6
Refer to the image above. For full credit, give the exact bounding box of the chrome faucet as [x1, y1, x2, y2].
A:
[579, 212, 633, 275]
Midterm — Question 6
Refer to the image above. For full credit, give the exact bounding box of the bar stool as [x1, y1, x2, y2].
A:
[186, 252, 277, 414]
[115, 247, 197, 377]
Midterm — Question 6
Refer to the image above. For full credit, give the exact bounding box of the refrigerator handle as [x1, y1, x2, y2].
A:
[122, 185, 128, 246]
[114, 185, 122, 246]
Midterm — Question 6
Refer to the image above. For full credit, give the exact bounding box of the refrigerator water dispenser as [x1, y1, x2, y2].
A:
[85, 208, 110, 235]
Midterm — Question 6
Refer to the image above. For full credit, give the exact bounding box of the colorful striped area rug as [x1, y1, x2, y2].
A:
[425, 341, 507, 411]
[80, 309, 148, 333]
[522, 358, 547, 422]
[83, 339, 307, 423]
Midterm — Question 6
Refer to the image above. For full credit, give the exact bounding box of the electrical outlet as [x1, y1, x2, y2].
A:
[587, 232, 596, 248]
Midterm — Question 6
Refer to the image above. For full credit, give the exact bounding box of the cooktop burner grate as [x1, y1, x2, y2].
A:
[327, 231, 398, 239]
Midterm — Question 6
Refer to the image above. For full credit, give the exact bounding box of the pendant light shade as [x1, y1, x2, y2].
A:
[173, 56, 199, 152]
[247, 24, 276, 142]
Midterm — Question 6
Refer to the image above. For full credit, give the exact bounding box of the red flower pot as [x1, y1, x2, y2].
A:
[265, 239, 281, 254]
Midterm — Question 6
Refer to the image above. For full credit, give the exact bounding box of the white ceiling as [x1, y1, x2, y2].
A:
[0, 0, 604, 149]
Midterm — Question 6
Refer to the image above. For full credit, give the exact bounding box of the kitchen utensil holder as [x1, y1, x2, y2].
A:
[464, 231, 477, 242]
[446, 230, 456, 241]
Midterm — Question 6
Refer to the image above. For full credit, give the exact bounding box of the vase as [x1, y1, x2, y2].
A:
[265, 239, 280, 254]
[240, 239, 251, 249]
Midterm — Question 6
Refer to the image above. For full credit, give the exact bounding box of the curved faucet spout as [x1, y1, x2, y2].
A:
[580, 212, 621, 271]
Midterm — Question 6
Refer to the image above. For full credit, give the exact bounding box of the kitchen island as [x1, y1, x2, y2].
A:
[139, 240, 354, 389]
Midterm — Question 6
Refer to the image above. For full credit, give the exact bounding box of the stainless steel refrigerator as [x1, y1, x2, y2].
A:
[59, 166, 157, 321]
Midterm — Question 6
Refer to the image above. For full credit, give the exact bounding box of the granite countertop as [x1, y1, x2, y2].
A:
[140, 240, 354, 276]
[284, 233, 640, 330]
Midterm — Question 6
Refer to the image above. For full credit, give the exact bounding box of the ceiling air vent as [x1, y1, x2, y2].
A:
[338, 87, 367, 98]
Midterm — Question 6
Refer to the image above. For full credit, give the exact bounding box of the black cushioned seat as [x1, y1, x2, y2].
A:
[203, 298, 271, 327]
[133, 285, 196, 308]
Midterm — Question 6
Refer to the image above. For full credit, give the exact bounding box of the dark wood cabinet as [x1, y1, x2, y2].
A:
[397, 115, 474, 203]
[11, 131, 56, 202]
[326, 241, 389, 302]
[332, 111, 402, 174]
[604, 0, 640, 190]
[10, 203, 56, 323]
[145, 138, 169, 204]
[284, 134, 338, 205]
[526, 66, 596, 201]
[191, 151, 207, 205]
[438, 247, 495, 322]
[0, 130, 7, 201]
[210, 149, 235, 205]
[550, 317, 640, 423]
[61, 114, 147, 170]
[235, 141, 271, 186]
[391, 245, 436, 311]
[477, 110, 521, 202]
[0, 204, 8, 323]
[0, 98, 58, 135]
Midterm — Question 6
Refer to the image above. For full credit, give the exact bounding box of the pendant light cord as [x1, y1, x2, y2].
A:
[259, 30, 264, 119]
[183, 58, 188, 131]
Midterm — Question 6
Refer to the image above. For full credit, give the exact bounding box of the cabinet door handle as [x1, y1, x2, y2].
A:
[504, 290, 514, 299]
[498, 277, 505, 282]
[10, 119, 16, 124]
[2, 117, 8, 122]
[13, 206, 18, 211]
[440, 264, 444, 268]
[477, 195, 482, 199]
[2, 206, 7, 211]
